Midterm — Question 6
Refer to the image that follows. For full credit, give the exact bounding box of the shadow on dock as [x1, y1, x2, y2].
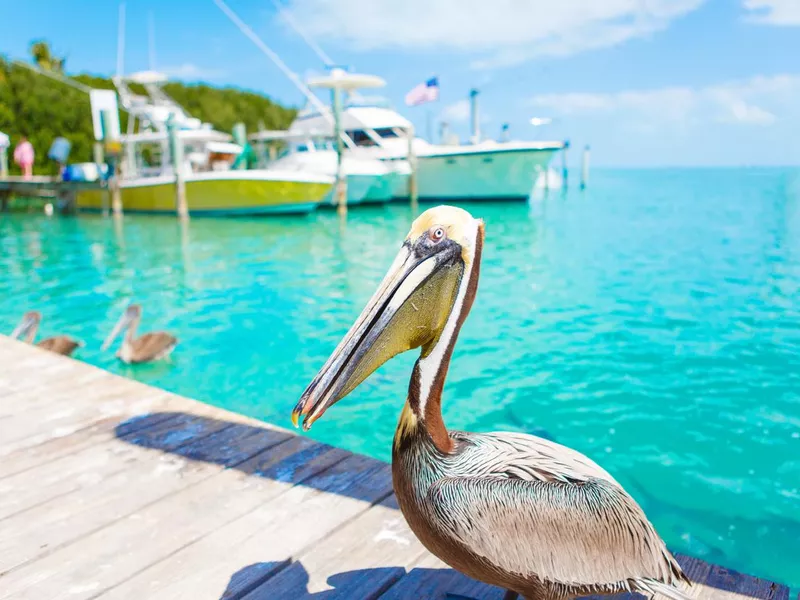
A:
[221, 561, 508, 599]
[115, 412, 792, 600]
[114, 411, 393, 506]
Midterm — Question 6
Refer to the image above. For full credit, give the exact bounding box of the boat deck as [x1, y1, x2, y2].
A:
[0, 337, 792, 600]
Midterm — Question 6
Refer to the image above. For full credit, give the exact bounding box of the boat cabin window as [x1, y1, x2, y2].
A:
[374, 127, 400, 139]
[345, 129, 378, 147]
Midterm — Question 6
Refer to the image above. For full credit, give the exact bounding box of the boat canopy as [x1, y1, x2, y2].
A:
[121, 129, 233, 144]
[307, 69, 386, 91]
[123, 70, 169, 85]
[249, 129, 331, 142]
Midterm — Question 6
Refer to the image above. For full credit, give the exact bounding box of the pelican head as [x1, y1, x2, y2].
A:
[293, 205, 484, 431]
[102, 304, 142, 351]
[10, 310, 42, 342]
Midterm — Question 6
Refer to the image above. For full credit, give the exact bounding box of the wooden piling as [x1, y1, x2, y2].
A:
[561, 142, 569, 188]
[167, 116, 188, 219]
[0, 144, 8, 179]
[331, 85, 347, 215]
[101, 110, 123, 217]
[232, 123, 247, 170]
[93, 142, 108, 215]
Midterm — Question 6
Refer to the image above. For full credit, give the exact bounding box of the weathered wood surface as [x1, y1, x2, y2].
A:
[0, 336, 792, 600]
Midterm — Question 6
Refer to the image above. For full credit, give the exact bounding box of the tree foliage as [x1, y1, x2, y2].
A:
[0, 42, 296, 175]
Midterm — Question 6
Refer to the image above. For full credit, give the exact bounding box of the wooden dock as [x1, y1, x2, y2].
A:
[0, 336, 793, 600]
[0, 176, 104, 212]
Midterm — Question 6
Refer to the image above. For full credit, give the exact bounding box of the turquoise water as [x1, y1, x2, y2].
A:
[1, 168, 799, 588]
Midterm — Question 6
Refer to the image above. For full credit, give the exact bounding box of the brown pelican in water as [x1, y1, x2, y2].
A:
[10, 311, 82, 356]
[102, 304, 177, 364]
[293, 206, 689, 600]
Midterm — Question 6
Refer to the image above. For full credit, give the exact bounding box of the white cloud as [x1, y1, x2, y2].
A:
[284, 0, 705, 68]
[742, 0, 800, 25]
[161, 63, 223, 80]
[440, 100, 471, 122]
[529, 74, 800, 127]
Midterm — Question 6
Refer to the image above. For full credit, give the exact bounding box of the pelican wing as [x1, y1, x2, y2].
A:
[131, 332, 177, 362]
[426, 474, 683, 591]
[37, 336, 81, 356]
[450, 430, 620, 485]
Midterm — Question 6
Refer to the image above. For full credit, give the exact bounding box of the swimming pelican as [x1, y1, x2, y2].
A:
[102, 304, 177, 364]
[10, 311, 82, 356]
[293, 206, 689, 600]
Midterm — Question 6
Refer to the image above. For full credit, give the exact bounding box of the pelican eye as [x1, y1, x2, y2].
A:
[429, 227, 446, 243]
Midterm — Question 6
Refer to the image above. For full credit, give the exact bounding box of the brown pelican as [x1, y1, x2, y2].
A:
[293, 206, 689, 600]
[10, 311, 82, 356]
[102, 304, 177, 364]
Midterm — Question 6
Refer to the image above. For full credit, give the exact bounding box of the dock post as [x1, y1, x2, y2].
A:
[0, 145, 8, 179]
[561, 142, 569, 189]
[469, 89, 480, 144]
[232, 122, 247, 170]
[257, 119, 268, 167]
[580, 145, 590, 190]
[93, 142, 108, 215]
[167, 116, 188, 220]
[101, 110, 123, 217]
[331, 85, 347, 216]
[407, 125, 418, 209]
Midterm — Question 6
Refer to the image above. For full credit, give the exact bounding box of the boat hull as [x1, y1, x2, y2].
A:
[76, 172, 332, 216]
[323, 173, 390, 206]
[390, 146, 560, 202]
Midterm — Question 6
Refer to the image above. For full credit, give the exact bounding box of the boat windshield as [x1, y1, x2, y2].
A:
[345, 130, 378, 147]
[374, 127, 400, 139]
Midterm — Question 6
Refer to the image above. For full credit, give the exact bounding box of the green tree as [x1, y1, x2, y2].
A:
[29, 40, 65, 73]
[0, 40, 297, 176]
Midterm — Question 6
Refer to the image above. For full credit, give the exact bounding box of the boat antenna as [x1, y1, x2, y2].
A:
[270, 0, 334, 67]
[116, 2, 126, 79]
[148, 11, 157, 71]
[212, 0, 332, 120]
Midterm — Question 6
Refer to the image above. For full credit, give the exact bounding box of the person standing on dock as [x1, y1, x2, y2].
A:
[13, 135, 35, 180]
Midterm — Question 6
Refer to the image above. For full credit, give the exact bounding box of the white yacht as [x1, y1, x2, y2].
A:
[250, 130, 401, 205]
[288, 97, 564, 202]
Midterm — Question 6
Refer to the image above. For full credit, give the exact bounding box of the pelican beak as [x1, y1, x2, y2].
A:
[292, 235, 465, 431]
[10, 315, 36, 340]
[102, 313, 131, 351]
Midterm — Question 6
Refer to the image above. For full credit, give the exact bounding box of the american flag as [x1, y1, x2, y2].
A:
[405, 77, 440, 106]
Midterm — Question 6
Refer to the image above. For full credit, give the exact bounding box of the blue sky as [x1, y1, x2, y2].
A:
[2, 0, 799, 166]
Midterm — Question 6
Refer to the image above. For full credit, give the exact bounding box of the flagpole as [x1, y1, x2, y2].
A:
[426, 109, 433, 142]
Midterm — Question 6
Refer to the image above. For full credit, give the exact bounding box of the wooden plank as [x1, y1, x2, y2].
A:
[379, 553, 507, 600]
[3, 427, 293, 574]
[0, 412, 238, 522]
[0, 438, 367, 599]
[0, 440, 138, 521]
[0, 413, 176, 480]
[0, 447, 214, 574]
[97, 452, 390, 600]
[243, 495, 424, 599]
[0, 422, 292, 574]
[0, 388, 175, 459]
[703, 562, 790, 600]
